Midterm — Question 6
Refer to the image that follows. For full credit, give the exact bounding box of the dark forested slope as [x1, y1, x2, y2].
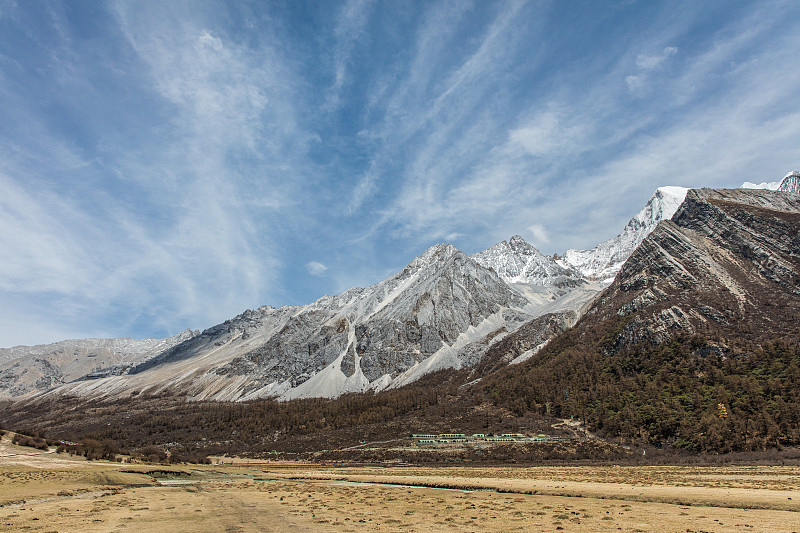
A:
[480, 189, 800, 452]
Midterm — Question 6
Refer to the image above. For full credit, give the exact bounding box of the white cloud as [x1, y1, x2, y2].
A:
[626, 46, 678, 96]
[508, 113, 559, 156]
[0, 172, 99, 295]
[508, 110, 587, 158]
[349, 164, 379, 213]
[636, 46, 678, 70]
[625, 74, 644, 94]
[356, 1, 545, 243]
[327, 0, 372, 109]
[526, 223, 549, 246]
[306, 261, 329, 276]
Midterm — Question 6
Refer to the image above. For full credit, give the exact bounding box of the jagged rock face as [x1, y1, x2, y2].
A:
[129, 306, 298, 376]
[586, 188, 800, 347]
[0, 330, 197, 400]
[472, 235, 578, 285]
[471, 310, 579, 376]
[779, 171, 800, 193]
[214, 244, 530, 397]
[38, 244, 546, 402]
[562, 186, 688, 282]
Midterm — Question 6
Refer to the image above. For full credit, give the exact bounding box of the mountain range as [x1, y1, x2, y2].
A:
[480, 185, 800, 451]
[1, 172, 797, 411]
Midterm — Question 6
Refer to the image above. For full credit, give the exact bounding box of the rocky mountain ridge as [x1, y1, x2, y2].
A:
[37, 243, 566, 402]
[0, 329, 197, 399]
[779, 170, 800, 193]
[559, 186, 689, 282]
[587, 187, 800, 347]
[481, 186, 800, 451]
[4, 172, 797, 403]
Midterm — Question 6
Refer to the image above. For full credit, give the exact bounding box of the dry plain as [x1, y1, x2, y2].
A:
[0, 434, 798, 532]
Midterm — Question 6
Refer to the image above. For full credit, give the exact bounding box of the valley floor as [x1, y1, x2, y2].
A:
[0, 436, 798, 532]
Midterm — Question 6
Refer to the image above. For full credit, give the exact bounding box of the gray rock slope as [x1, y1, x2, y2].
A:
[585, 188, 800, 347]
[41, 244, 579, 402]
[12, 174, 796, 403]
[0, 330, 197, 400]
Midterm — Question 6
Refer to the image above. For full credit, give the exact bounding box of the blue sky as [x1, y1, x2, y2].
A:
[1, 0, 799, 347]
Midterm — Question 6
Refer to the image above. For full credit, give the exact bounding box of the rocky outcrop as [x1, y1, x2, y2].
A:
[562, 186, 688, 282]
[586, 188, 800, 347]
[779, 171, 800, 193]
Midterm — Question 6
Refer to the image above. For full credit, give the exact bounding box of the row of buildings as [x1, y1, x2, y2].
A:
[410, 433, 573, 445]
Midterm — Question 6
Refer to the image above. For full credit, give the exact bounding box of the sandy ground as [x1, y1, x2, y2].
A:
[0, 436, 798, 532]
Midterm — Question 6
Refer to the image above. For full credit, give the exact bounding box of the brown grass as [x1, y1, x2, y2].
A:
[0, 433, 798, 532]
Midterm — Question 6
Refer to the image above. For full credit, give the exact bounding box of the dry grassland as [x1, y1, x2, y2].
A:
[0, 434, 798, 532]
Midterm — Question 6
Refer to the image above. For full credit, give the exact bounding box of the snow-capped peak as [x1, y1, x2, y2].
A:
[779, 171, 800, 193]
[408, 243, 459, 269]
[561, 186, 688, 283]
[472, 235, 576, 285]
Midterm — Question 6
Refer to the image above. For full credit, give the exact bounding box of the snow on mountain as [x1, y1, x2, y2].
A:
[228, 243, 531, 400]
[29, 172, 800, 403]
[740, 170, 800, 192]
[20, 185, 695, 402]
[741, 181, 781, 190]
[0, 329, 198, 399]
[471, 235, 578, 285]
[43, 243, 544, 402]
[560, 186, 689, 283]
[779, 170, 800, 193]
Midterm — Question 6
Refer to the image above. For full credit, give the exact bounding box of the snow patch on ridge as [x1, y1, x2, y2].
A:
[562, 186, 688, 282]
[472, 235, 576, 285]
[741, 181, 781, 190]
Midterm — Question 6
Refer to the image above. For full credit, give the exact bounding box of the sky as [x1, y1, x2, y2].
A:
[1, 0, 799, 348]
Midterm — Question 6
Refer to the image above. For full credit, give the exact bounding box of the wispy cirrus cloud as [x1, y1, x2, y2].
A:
[306, 261, 329, 277]
[350, 1, 800, 253]
[625, 46, 678, 95]
[105, 3, 314, 321]
[2, 0, 800, 347]
[327, 0, 373, 109]
[0, 2, 314, 344]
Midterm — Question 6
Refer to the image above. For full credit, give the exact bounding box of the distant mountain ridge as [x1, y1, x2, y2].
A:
[3, 171, 797, 404]
[37, 242, 554, 402]
[0, 330, 197, 399]
[472, 235, 578, 285]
